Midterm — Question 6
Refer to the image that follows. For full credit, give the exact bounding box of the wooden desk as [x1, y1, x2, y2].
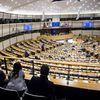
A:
[38, 59, 100, 67]
[24, 73, 100, 91]
[1, 56, 100, 91]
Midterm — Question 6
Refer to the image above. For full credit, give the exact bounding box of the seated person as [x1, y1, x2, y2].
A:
[6, 62, 27, 96]
[0, 60, 6, 87]
[27, 64, 55, 100]
[0, 70, 6, 87]
[41, 43, 45, 51]
[24, 50, 30, 57]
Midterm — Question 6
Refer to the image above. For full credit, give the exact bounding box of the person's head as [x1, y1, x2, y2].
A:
[13, 62, 22, 72]
[40, 64, 49, 76]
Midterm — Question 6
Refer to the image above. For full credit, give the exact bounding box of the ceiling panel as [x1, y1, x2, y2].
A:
[0, 0, 100, 15]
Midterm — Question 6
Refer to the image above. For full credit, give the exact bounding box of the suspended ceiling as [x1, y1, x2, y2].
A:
[0, 0, 100, 15]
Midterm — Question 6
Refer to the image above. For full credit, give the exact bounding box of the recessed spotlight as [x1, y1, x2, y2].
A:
[95, 5, 97, 7]
[15, 2, 17, 4]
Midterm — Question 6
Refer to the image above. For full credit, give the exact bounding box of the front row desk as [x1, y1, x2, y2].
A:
[22, 59, 100, 100]
[25, 73, 100, 99]
[3, 57, 100, 99]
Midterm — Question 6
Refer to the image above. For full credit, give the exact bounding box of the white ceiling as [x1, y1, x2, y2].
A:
[0, 0, 100, 15]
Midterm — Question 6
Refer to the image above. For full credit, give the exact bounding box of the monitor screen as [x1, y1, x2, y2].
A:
[52, 22, 60, 27]
[83, 20, 93, 28]
[24, 24, 32, 31]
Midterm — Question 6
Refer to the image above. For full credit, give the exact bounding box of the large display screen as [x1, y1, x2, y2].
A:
[83, 20, 93, 28]
[24, 24, 32, 31]
[52, 22, 60, 27]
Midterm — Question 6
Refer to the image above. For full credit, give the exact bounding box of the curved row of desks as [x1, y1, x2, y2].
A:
[1, 56, 100, 91]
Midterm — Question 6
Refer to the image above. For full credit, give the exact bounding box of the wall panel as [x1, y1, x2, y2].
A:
[32, 33, 40, 39]
[32, 22, 40, 30]
[93, 20, 100, 28]
[0, 12, 3, 18]
[72, 21, 82, 28]
[24, 34, 32, 40]
[82, 30, 93, 35]
[72, 30, 82, 34]
[0, 42, 3, 50]
[10, 23, 17, 34]
[2, 24, 9, 36]
[10, 37, 17, 45]
[3, 39, 10, 49]
[93, 30, 100, 35]
[16, 35, 24, 42]
[0, 24, 2, 37]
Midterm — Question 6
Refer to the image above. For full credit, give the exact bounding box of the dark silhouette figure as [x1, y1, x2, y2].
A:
[41, 43, 45, 51]
[0, 60, 6, 87]
[27, 64, 55, 100]
[0, 70, 6, 87]
[24, 50, 29, 57]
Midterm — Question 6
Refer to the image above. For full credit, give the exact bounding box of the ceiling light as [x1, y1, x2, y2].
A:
[15, 2, 17, 4]
[85, 1, 87, 3]
[27, 0, 29, 2]
[87, 6, 89, 8]
[82, 3, 85, 6]
[95, 5, 97, 7]
[18, 3, 20, 6]
[66, 2, 69, 5]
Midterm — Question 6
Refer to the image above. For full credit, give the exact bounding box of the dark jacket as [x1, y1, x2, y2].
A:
[27, 75, 55, 100]
[0, 70, 6, 87]
[24, 51, 29, 57]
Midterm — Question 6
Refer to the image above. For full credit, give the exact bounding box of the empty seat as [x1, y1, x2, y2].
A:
[0, 87, 20, 100]
[22, 92, 47, 100]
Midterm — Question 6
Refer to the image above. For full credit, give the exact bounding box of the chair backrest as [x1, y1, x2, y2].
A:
[0, 87, 20, 100]
[22, 92, 47, 100]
